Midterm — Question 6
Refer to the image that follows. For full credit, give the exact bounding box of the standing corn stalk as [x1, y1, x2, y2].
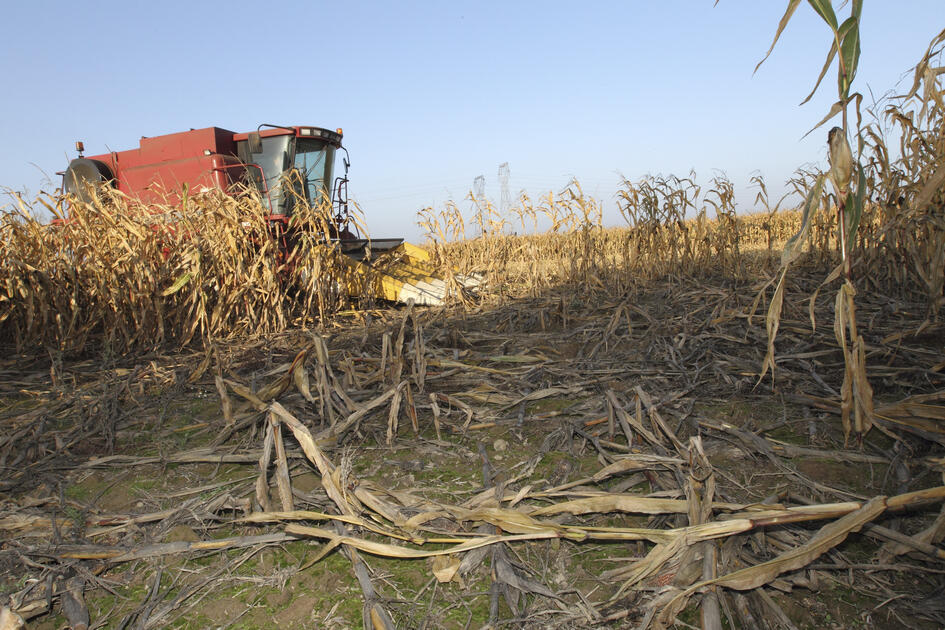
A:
[754, 0, 874, 444]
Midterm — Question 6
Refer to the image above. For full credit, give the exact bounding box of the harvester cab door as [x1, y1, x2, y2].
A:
[236, 135, 293, 216]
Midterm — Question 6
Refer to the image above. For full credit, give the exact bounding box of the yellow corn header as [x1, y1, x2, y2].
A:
[340, 241, 481, 306]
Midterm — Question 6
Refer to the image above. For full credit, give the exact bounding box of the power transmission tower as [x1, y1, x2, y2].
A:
[473, 174, 485, 201]
[472, 175, 486, 236]
[498, 162, 511, 214]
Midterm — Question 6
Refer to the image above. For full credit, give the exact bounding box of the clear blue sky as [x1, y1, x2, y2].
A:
[1, 1, 940, 241]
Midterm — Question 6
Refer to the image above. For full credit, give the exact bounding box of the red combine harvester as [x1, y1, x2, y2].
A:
[61, 124, 475, 305]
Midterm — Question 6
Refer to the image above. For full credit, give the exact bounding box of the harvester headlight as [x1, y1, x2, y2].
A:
[300, 128, 313, 136]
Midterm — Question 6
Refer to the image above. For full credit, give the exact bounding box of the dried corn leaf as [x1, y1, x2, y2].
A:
[499, 386, 584, 411]
[432, 554, 462, 583]
[461, 506, 583, 540]
[285, 524, 555, 558]
[271, 416, 294, 512]
[589, 456, 684, 482]
[225, 379, 267, 411]
[0, 606, 25, 630]
[657, 496, 887, 627]
[215, 374, 234, 426]
[238, 510, 414, 542]
[531, 495, 692, 517]
[255, 422, 275, 512]
[268, 402, 357, 516]
[293, 362, 315, 403]
[765, 509, 889, 584]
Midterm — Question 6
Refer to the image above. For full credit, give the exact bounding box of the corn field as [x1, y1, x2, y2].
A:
[419, 176, 813, 301]
[0, 188, 372, 355]
[2, 103, 942, 358]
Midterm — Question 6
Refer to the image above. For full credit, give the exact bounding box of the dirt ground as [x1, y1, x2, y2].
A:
[2, 271, 945, 629]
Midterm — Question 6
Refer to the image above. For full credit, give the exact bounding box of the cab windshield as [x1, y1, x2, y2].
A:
[240, 134, 336, 215]
[292, 138, 335, 208]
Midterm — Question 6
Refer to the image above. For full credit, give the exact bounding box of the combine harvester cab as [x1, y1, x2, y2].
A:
[60, 124, 479, 306]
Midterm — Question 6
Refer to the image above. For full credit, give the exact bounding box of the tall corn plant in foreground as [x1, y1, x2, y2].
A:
[754, 0, 874, 444]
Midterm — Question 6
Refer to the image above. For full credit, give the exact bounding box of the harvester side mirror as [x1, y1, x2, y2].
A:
[248, 132, 263, 154]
